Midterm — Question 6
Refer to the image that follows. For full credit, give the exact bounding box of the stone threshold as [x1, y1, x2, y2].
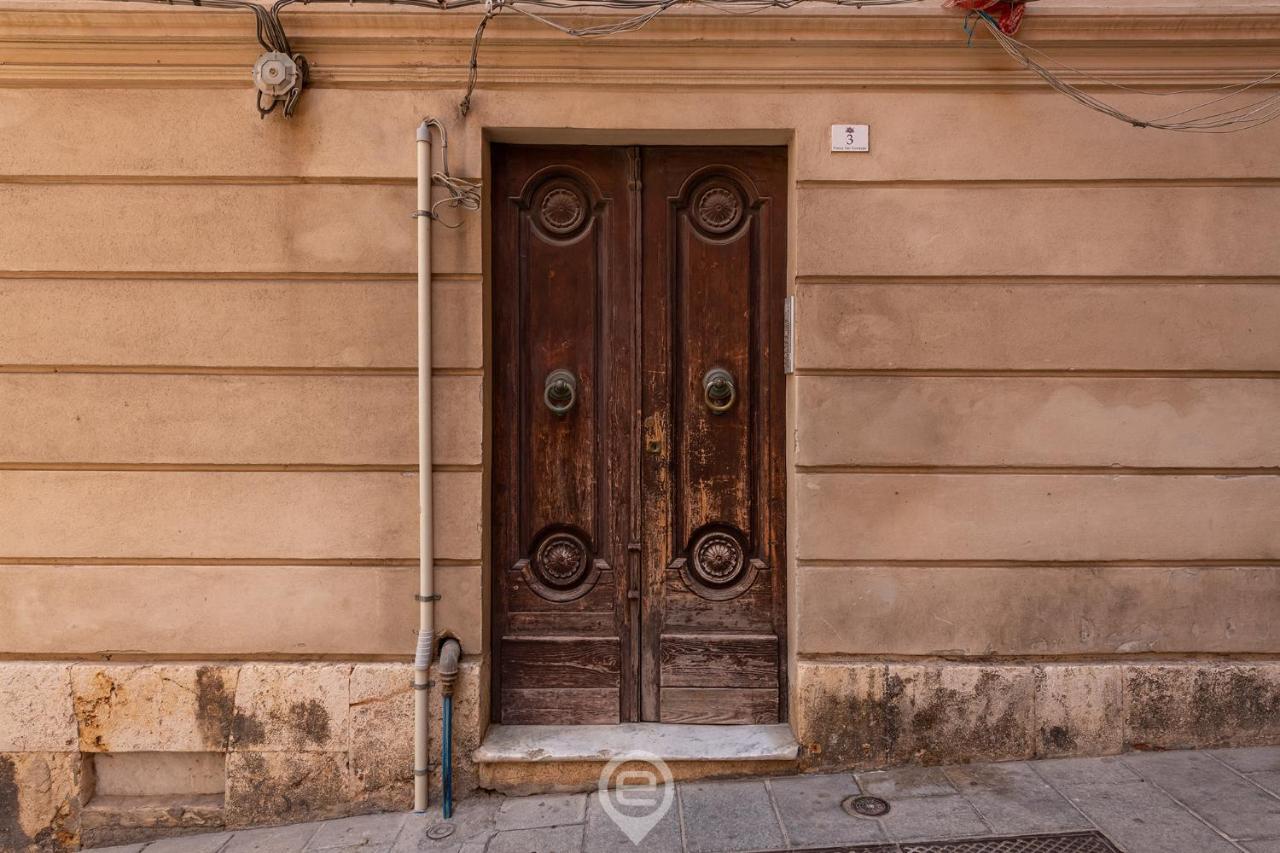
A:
[473, 722, 799, 764]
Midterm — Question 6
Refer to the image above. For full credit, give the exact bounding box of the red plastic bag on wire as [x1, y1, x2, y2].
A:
[943, 0, 1026, 36]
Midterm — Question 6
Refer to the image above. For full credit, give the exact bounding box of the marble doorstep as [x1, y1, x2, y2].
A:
[472, 723, 799, 763]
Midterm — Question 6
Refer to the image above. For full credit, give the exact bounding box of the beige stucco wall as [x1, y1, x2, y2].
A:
[2, 0, 1280, 846]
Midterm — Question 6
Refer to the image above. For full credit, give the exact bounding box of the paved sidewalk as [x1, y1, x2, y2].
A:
[89, 747, 1280, 853]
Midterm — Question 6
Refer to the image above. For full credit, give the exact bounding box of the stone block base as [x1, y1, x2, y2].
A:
[4, 658, 1280, 848]
[0, 659, 484, 851]
[794, 659, 1280, 771]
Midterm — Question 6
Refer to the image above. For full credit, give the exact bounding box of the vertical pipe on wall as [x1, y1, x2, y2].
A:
[413, 118, 436, 815]
[437, 637, 462, 819]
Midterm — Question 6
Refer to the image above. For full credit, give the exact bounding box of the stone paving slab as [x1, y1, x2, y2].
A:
[81, 747, 1280, 853]
[1029, 756, 1142, 788]
[1059, 780, 1240, 853]
[943, 762, 1091, 836]
[1122, 750, 1280, 841]
[305, 812, 408, 850]
[679, 779, 786, 853]
[486, 824, 583, 853]
[857, 767, 956, 799]
[223, 823, 321, 853]
[768, 773, 888, 849]
[1212, 747, 1280, 774]
[1245, 842, 1280, 853]
[142, 834, 235, 853]
[494, 792, 586, 831]
[391, 798, 501, 853]
[1253, 771, 1280, 798]
[874, 794, 990, 843]
[582, 789, 683, 853]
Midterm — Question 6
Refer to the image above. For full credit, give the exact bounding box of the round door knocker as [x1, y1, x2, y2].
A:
[703, 367, 737, 415]
[544, 369, 577, 416]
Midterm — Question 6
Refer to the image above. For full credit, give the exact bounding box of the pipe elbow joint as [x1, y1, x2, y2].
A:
[438, 638, 462, 697]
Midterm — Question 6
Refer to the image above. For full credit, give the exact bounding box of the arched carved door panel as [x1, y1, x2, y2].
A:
[492, 145, 786, 724]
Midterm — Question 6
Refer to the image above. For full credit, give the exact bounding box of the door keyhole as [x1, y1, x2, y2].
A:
[643, 415, 665, 457]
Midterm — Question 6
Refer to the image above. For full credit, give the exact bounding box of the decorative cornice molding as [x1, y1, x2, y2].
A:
[3, 6, 1280, 88]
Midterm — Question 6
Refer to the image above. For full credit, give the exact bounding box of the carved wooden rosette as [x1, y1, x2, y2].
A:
[691, 181, 745, 236]
[533, 179, 591, 239]
[672, 526, 763, 601]
[517, 528, 605, 603]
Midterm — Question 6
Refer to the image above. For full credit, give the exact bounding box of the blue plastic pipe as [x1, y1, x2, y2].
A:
[442, 693, 454, 818]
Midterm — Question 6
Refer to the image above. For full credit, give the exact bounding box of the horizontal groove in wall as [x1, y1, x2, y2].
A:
[0, 365, 482, 376]
[4, 69, 1278, 94]
[796, 177, 1280, 190]
[794, 559, 1280, 568]
[0, 175, 421, 187]
[794, 465, 1280, 476]
[0, 462, 481, 473]
[797, 652, 1280, 665]
[7, 10, 1280, 41]
[0, 558, 481, 567]
[794, 275, 1280, 287]
[0, 270, 481, 281]
[793, 369, 1280, 379]
[11, 176, 1272, 190]
[0, 652, 417, 663]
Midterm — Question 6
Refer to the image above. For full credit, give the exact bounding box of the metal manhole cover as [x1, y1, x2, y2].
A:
[786, 830, 1123, 853]
[842, 795, 891, 818]
[424, 822, 456, 840]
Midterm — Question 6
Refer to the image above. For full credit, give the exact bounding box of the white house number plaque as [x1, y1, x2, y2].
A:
[831, 124, 870, 152]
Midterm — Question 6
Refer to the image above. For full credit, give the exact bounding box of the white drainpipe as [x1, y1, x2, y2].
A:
[413, 118, 436, 814]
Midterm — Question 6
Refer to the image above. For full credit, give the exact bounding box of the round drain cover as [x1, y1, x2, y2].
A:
[842, 794, 891, 818]
[425, 822, 456, 840]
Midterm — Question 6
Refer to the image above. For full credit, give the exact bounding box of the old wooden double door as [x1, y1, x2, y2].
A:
[492, 145, 786, 725]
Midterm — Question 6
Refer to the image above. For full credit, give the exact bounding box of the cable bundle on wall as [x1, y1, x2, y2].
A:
[89, 0, 1280, 129]
[965, 10, 1280, 133]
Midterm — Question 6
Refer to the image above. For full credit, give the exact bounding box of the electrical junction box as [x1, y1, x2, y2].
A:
[831, 124, 870, 152]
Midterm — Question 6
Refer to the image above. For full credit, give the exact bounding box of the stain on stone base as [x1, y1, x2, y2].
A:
[0, 753, 82, 852]
[2, 659, 486, 850]
[7, 658, 1279, 848]
[225, 752, 348, 827]
[1125, 663, 1280, 750]
[795, 660, 1280, 773]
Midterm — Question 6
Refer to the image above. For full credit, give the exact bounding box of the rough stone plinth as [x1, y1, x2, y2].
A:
[1125, 662, 1280, 750]
[0, 752, 82, 852]
[229, 664, 349, 752]
[71, 665, 239, 753]
[1034, 664, 1124, 758]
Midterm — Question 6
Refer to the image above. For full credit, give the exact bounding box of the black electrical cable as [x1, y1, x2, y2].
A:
[79, 0, 1280, 131]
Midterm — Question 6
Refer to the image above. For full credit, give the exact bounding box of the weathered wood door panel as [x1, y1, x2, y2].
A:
[492, 144, 786, 725]
[640, 148, 788, 723]
[492, 145, 637, 724]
